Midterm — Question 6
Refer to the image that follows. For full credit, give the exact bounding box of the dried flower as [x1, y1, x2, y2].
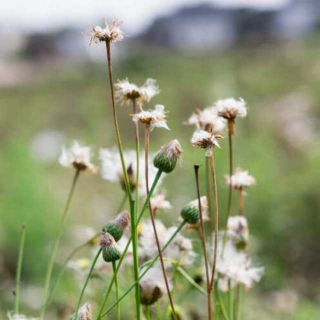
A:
[187, 106, 227, 133]
[226, 167, 256, 190]
[100, 233, 121, 263]
[132, 105, 169, 130]
[71, 303, 92, 320]
[181, 196, 207, 225]
[153, 139, 183, 173]
[102, 210, 130, 241]
[100, 148, 164, 196]
[191, 129, 222, 157]
[139, 220, 195, 266]
[139, 267, 168, 305]
[150, 192, 171, 213]
[215, 235, 264, 291]
[215, 98, 247, 120]
[59, 141, 97, 173]
[89, 20, 124, 44]
[115, 78, 159, 106]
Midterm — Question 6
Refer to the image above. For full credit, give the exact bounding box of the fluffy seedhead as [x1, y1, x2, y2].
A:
[89, 20, 124, 44]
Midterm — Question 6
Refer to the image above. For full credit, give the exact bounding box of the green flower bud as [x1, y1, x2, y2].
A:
[99, 232, 121, 263]
[180, 205, 200, 225]
[102, 210, 130, 242]
[180, 197, 207, 225]
[102, 246, 121, 263]
[153, 139, 182, 173]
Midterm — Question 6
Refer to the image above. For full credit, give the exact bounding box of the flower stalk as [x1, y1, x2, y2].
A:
[104, 39, 141, 319]
[194, 165, 213, 320]
[112, 261, 121, 320]
[144, 124, 177, 319]
[40, 168, 80, 320]
[14, 224, 27, 315]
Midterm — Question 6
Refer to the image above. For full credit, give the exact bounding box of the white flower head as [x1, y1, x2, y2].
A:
[71, 302, 92, 320]
[99, 148, 164, 196]
[189, 196, 208, 217]
[89, 20, 124, 44]
[115, 78, 159, 106]
[215, 98, 247, 120]
[191, 129, 222, 156]
[187, 106, 227, 133]
[59, 141, 97, 173]
[132, 105, 169, 130]
[226, 167, 256, 190]
[215, 235, 264, 291]
[150, 192, 172, 213]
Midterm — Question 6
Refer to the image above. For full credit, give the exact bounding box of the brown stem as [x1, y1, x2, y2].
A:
[206, 157, 214, 240]
[209, 154, 219, 293]
[238, 189, 244, 216]
[144, 124, 177, 320]
[221, 121, 234, 256]
[194, 165, 213, 320]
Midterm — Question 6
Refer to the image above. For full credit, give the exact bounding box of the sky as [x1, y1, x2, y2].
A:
[1, 0, 291, 34]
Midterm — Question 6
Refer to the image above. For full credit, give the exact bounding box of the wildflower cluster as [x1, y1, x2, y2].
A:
[9, 20, 264, 320]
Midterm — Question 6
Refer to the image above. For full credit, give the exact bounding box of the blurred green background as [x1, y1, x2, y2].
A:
[1, 40, 320, 319]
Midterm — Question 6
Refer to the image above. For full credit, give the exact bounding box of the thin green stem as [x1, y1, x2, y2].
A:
[74, 248, 102, 320]
[105, 40, 133, 204]
[112, 261, 121, 320]
[194, 165, 213, 320]
[14, 224, 27, 314]
[176, 266, 206, 295]
[40, 169, 80, 319]
[215, 282, 230, 320]
[144, 124, 177, 319]
[206, 157, 214, 239]
[48, 193, 126, 303]
[105, 39, 140, 319]
[228, 280, 234, 320]
[102, 221, 187, 317]
[96, 170, 162, 319]
[209, 154, 219, 293]
[222, 123, 234, 256]
[234, 284, 242, 320]
[145, 305, 151, 320]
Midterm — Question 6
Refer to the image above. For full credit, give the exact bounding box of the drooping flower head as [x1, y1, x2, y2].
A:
[115, 78, 159, 106]
[153, 139, 183, 173]
[71, 303, 92, 320]
[187, 106, 227, 134]
[215, 98, 247, 120]
[226, 167, 256, 191]
[102, 210, 130, 241]
[89, 20, 124, 44]
[59, 141, 97, 173]
[100, 232, 121, 263]
[191, 129, 222, 157]
[132, 105, 169, 130]
[139, 267, 168, 305]
[99, 148, 164, 195]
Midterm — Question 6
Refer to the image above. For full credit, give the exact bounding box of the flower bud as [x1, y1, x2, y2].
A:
[227, 216, 249, 250]
[100, 233, 121, 262]
[102, 210, 130, 242]
[180, 197, 207, 225]
[153, 139, 182, 173]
